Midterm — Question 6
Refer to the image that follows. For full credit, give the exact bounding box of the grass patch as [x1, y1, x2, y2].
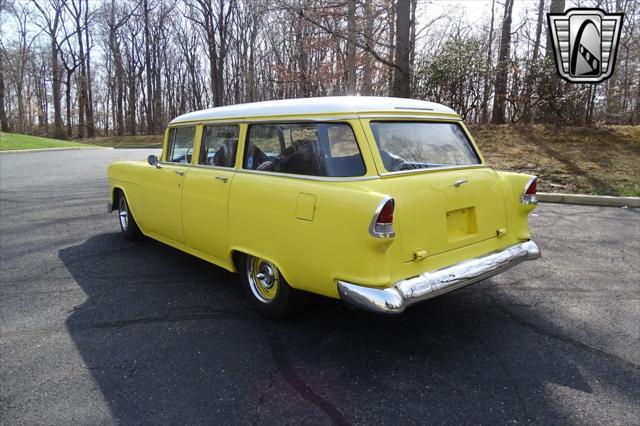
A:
[78, 135, 163, 148]
[0, 132, 94, 151]
[469, 124, 640, 197]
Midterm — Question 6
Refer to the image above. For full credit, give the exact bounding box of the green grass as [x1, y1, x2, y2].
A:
[0, 132, 94, 151]
[78, 135, 163, 148]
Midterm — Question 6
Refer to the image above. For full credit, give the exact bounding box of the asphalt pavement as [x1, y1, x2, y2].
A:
[1, 149, 639, 425]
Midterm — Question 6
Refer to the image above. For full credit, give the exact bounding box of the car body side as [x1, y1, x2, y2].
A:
[108, 110, 536, 299]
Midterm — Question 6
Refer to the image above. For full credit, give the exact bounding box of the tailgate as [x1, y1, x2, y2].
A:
[385, 167, 508, 262]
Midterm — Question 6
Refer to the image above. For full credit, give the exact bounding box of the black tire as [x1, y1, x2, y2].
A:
[239, 254, 305, 319]
[117, 192, 142, 241]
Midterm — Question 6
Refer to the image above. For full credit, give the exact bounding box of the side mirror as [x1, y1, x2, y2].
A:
[147, 154, 161, 168]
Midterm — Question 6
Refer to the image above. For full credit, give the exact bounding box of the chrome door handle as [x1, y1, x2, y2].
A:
[454, 179, 468, 187]
[175, 170, 185, 176]
[215, 176, 228, 183]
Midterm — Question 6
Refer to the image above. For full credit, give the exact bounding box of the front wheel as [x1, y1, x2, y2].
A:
[240, 254, 304, 319]
[117, 193, 142, 241]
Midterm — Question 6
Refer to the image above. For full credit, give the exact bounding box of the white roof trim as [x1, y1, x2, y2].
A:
[169, 96, 458, 124]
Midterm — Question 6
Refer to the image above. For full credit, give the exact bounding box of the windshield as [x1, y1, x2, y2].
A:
[370, 122, 481, 172]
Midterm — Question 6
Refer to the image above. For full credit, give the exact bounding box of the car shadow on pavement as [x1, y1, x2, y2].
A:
[59, 233, 640, 425]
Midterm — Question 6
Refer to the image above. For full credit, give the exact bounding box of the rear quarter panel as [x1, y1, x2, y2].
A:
[227, 172, 403, 298]
[495, 171, 538, 241]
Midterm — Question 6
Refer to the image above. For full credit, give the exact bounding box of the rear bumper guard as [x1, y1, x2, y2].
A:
[337, 240, 540, 314]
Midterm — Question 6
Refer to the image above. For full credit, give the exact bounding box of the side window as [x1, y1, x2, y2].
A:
[167, 126, 195, 163]
[243, 123, 365, 177]
[198, 125, 239, 168]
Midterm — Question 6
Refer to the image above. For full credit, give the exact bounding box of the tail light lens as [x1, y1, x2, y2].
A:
[521, 177, 538, 205]
[370, 198, 395, 238]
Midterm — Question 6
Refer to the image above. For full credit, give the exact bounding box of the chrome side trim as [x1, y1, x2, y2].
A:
[379, 164, 487, 178]
[237, 169, 379, 182]
[368, 196, 395, 238]
[337, 240, 541, 314]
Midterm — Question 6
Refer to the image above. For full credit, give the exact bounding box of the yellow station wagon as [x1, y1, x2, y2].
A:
[108, 96, 540, 318]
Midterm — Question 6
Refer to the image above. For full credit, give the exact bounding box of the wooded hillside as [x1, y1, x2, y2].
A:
[0, 0, 638, 139]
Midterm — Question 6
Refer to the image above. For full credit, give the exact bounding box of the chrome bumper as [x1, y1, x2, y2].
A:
[337, 240, 540, 315]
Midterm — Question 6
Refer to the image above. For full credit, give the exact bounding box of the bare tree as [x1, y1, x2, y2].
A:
[84, 0, 95, 137]
[491, 0, 515, 124]
[33, 0, 68, 139]
[0, 51, 9, 132]
[480, 0, 496, 123]
[392, 0, 410, 97]
[522, 0, 545, 123]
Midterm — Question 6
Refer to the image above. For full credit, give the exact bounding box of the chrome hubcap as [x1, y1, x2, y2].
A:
[118, 197, 129, 231]
[247, 257, 279, 303]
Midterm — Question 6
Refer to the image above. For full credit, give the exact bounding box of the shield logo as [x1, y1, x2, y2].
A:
[547, 8, 624, 83]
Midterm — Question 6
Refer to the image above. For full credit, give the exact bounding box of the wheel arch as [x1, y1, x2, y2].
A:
[110, 184, 143, 228]
[228, 248, 297, 289]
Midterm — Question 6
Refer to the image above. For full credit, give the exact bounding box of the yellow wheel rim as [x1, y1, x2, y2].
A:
[247, 256, 279, 303]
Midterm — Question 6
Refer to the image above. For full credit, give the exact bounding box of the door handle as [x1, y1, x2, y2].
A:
[175, 170, 185, 176]
[215, 176, 228, 183]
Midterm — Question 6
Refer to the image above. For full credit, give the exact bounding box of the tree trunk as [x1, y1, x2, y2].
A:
[109, 0, 125, 136]
[522, 0, 545, 123]
[0, 58, 8, 132]
[633, 73, 640, 125]
[346, 0, 357, 95]
[491, 0, 515, 124]
[85, 0, 95, 137]
[392, 0, 411, 98]
[545, 0, 565, 59]
[481, 0, 496, 123]
[361, 0, 373, 95]
[74, 0, 86, 138]
[153, 24, 163, 131]
[51, 40, 64, 138]
[387, 0, 395, 94]
[65, 71, 73, 137]
[127, 62, 137, 135]
[143, 0, 154, 134]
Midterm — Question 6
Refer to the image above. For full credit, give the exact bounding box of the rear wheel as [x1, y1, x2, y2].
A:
[240, 254, 304, 319]
[117, 192, 141, 241]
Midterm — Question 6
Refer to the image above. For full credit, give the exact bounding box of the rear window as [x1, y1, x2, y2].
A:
[244, 123, 366, 177]
[370, 122, 480, 172]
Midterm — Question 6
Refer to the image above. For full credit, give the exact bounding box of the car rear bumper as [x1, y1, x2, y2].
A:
[337, 240, 540, 314]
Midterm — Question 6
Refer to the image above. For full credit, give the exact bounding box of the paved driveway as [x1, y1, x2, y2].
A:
[1, 149, 638, 424]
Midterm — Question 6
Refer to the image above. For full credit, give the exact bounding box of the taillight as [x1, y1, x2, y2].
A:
[521, 177, 538, 205]
[370, 197, 395, 238]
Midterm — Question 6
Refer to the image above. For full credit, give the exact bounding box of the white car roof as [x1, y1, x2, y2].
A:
[169, 96, 458, 124]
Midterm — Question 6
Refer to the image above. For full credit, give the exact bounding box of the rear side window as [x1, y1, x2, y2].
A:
[198, 125, 239, 168]
[244, 123, 365, 177]
[370, 122, 480, 172]
[167, 126, 195, 163]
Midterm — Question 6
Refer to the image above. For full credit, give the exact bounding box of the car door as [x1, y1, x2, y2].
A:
[181, 124, 240, 261]
[142, 126, 195, 244]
